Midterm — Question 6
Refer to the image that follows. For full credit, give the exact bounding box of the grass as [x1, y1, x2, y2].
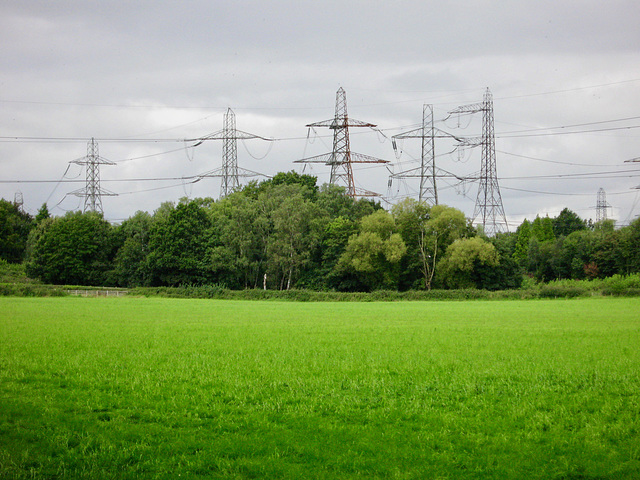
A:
[1, 297, 640, 479]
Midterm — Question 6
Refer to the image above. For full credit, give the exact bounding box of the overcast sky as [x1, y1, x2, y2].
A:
[2, 0, 640, 228]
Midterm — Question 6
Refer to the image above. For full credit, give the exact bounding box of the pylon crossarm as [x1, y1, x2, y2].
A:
[198, 167, 266, 179]
[392, 127, 422, 139]
[350, 152, 388, 164]
[294, 153, 335, 164]
[306, 118, 376, 129]
[454, 136, 483, 147]
[69, 187, 117, 197]
[192, 130, 272, 142]
[352, 187, 382, 198]
[296, 152, 387, 166]
[448, 103, 484, 115]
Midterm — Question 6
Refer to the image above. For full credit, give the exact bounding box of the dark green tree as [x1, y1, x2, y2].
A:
[619, 217, 640, 274]
[0, 199, 34, 263]
[146, 201, 213, 286]
[513, 219, 532, 266]
[112, 211, 153, 287]
[265, 188, 325, 289]
[26, 211, 115, 285]
[487, 232, 523, 290]
[35, 203, 50, 224]
[553, 208, 586, 237]
[207, 192, 267, 289]
[531, 215, 555, 242]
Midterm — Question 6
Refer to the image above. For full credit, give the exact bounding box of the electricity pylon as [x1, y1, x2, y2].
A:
[13, 191, 24, 212]
[449, 88, 508, 235]
[197, 108, 272, 198]
[596, 188, 610, 222]
[390, 104, 438, 205]
[69, 138, 116, 214]
[295, 87, 388, 197]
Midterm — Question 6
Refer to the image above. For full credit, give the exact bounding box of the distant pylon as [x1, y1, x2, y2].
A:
[196, 108, 272, 198]
[13, 191, 24, 212]
[596, 188, 610, 222]
[449, 88, 508, 235]
[295, 87, 388, 197]
[391, 104, 438, 205]
[69, 138, 116, 214]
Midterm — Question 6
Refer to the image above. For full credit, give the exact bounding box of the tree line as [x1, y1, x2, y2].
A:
[1, 172, 639, 290]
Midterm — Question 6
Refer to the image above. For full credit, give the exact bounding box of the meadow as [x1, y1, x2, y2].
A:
[1, 296, 639, 479]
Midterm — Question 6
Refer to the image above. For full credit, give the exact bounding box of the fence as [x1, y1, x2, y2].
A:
[66, 289, 128, 297]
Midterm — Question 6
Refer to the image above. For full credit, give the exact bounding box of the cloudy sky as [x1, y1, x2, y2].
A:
[2, 0, 640, 228]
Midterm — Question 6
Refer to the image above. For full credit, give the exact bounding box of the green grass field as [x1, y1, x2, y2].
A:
[1, 297, 639, 479]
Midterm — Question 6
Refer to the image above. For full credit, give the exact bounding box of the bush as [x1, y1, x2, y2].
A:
[0, 283, 67, 297]
[538, 284, 588, 299]
[601, 274, 640, 296]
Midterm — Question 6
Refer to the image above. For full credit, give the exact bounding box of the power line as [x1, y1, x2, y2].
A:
[500, 185, 637, 197]
[497, 150, 616, 167]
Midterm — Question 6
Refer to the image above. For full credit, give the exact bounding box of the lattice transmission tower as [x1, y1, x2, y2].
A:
[295, 87, 388, 197]
[449, 88, 508, 235]
[13, 191, 24, 212]
[390, 104, 438, 205]
[197, 108, 272, 198]
[69, 138, 116, 214]
[596, 188, 610, 222]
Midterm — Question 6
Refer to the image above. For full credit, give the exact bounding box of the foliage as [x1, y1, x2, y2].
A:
[0, 198, 34, 263]
[146, 200, 213, 286]
[0, 258, 32, 284]
[393, 199, 471, 290]
[553, 207, 586, 237]
[112, 211, 153, 287]
[6, 175, 640, 293]
[437, 236, 499, 289]
[34, 203, 50, 224]
[337, 210, 407, 291]
[25, 211, 116, 285]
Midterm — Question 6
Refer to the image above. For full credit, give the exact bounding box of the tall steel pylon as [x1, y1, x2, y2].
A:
[197, 108, 271, 198]
[449, 88, 508, 235]
[295, 87, 388, 197]
[596, 188, 610, 222]
[390, 104, 438, 205]
[69, 138, 116, 214]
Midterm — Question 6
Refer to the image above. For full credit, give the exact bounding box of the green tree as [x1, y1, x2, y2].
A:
[263, 186, 325, 290]
[487, 232, 523, 290]
[35, 203, 50, 224]
[0, 198, 34, 263]
[557, 230, 594, 279]
[553, 208, 586, 237]
[26, 211, 115, 285]
[513, 219, 531, 266]
[437, 237, 499, 289]
[527, 237, 564, 282]
[0, 199, 34, 263]
[112, 211, 153, 287]
[146, 201, 212, 286]
[315, 183, 381, 221]
[207, 193, 267, 289]
[531, 215, 555, 242]
[619, 217, 640, 274]
[393, 200, 470, 290]
[337, 210, 407, 291]
[316, 215, 359, 290]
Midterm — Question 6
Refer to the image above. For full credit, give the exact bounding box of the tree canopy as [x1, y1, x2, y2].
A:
[6, 179, 638, 290]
